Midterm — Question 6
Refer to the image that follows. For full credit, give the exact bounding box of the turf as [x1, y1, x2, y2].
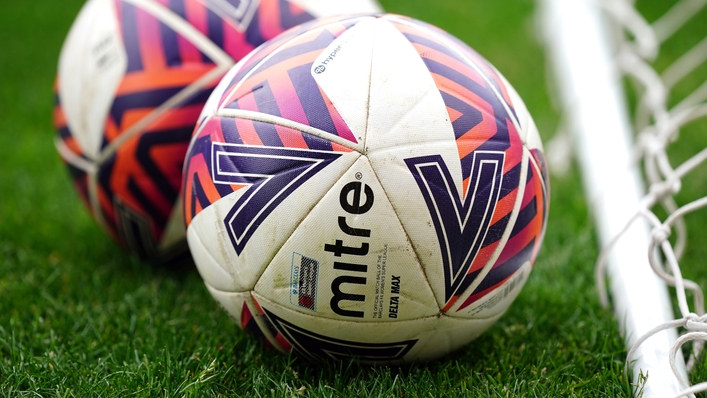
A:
[0, 0, 635, 396]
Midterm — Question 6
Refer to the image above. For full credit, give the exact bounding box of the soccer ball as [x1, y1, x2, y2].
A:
[53, 0, 382, 263]
[183, 14, 549, 363]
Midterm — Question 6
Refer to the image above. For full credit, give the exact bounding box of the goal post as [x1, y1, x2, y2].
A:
[538, 0, 687, 396]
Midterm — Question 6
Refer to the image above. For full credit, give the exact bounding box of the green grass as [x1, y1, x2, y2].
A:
[0, 0, 637, 396]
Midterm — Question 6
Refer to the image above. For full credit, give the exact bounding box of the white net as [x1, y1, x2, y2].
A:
[591, 0, 707, 396]
[540, 0, 707, 396]
[597, 0, 707, 396]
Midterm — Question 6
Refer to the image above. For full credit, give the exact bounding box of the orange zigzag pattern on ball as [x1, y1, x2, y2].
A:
[393, 18, 541, 310]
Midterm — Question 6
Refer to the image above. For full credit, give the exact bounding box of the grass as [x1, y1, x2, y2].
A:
[0, 0, 639, 396]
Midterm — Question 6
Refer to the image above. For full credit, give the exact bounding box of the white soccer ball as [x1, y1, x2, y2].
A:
[183, 13, 549, 363]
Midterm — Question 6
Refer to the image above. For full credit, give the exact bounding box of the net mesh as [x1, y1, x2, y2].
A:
[593, 0, 707, 395]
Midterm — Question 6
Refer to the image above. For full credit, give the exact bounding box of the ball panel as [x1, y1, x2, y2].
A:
[402, 304, 504, 362]
[254, 155, 438, 322]
[185, 117, 360, 291]
[362, 18, 455, 153]
[365, 16, 531, 311]
[222, 14, 367, 99]
[388, 15, 525, 151]
[367, 144, 461, 309]
[218, 17, 370, 146]
[310, 17, 377, 145]
[374, 18, 534, 316]
[453, 144, 548, 316]
[389, 15, 523, 161]
[370, 143, 523, 314]
[250, 291, 503, 364]
[404, 15, 522, 126]
[58, 0, 127, 160]
[443, 139, 529, 316]
[404, 30, 508, 158]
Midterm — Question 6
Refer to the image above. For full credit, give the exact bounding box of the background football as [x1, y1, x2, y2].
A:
[52, 0, 381, 263]
[183, 13, 549, 363]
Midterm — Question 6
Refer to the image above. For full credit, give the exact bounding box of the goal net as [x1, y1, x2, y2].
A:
[540, 0, 707, 397]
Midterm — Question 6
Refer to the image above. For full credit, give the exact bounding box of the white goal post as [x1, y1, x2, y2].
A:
[539, 0, 707, 397]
